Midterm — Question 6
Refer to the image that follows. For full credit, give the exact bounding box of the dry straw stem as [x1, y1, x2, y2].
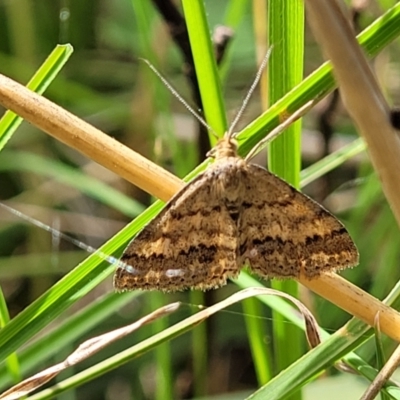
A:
[0, 303, 181, 400]
[1, 42, 400, 340]
[305, 0, 400, 225]
[359, 316, 400, 400]
[0, 73, 182, 200]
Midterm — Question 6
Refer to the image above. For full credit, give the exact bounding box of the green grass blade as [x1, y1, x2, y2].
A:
[242, 297, 272, 385]
[300, 138, 366, 187]
[0, 44, 73, 151]
[374, 317, 391, 400]
[189, 290, 208, 398]
[268, 4, 304, 398]
[148, 292, 174, 400]
[236, 2, 400, 156]
[181, 0, 227, 140]
[0, 287, 21, 385]
[219, 0, 250, 82]
[268, 3, 303, 186]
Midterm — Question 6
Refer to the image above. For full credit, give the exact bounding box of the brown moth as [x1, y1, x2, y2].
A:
[113, 134, 359, 292]
[114, 52, 358, 292]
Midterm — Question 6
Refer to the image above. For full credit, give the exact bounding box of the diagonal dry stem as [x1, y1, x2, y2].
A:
[359, 314, 400, 400]
[0, 73, 181, 200]
[304, 0, 400, 225]
[0, 303, 180, 400]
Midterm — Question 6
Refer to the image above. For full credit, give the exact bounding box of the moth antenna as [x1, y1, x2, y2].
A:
[0, 202, 129, 270]
[227, 47, 273, 139]
[139, 58, 219, 140]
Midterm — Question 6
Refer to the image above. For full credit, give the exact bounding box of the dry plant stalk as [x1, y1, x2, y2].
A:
[359, 313, 400, 400]
[0, 74, 181, 199]
[305, 0, 400, 225]
[0, 288, 320, 399]
[0, 303, 181, 400]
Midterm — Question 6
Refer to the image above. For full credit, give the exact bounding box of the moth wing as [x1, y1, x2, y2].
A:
[114, 168, 239, 292]
[239, 164, 359, 279]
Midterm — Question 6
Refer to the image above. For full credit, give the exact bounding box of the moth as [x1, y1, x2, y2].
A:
[113, 133, 358, 292]
[114, 54, 359, 292]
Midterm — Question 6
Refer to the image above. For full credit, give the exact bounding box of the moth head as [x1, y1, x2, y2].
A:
[206, 135, 238, 160]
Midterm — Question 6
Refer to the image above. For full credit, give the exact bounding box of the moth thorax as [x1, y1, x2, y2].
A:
[214, 162, 246, 205]
[210, 136, 238, 159]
